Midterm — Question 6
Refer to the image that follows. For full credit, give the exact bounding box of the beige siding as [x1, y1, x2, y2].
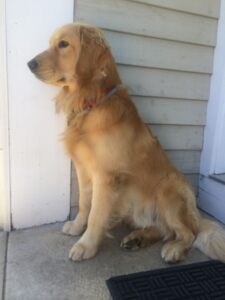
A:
[134, 97, 207, 125]
[166, 151, 201, 174]
[118, 66, 210, 100]
[129, 0, 220, 18]
[150, 125, 204, 150]
[76, 0, 218, 46]
[71, 0, 219, 210]
[105, 30, 214, 73]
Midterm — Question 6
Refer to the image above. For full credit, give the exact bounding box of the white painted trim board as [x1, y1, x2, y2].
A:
[6, 0, 74, 229]
[200, 0, 225, 176]
[198, 0, 225, 223]
[0, 0, 11, 231]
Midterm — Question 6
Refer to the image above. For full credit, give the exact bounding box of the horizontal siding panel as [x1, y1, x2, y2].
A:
[129, 0, 220, 18]
[76, 0, 218, 46]
[133, 97, 207, 125]
[166, 150, 200, 173]
[118, 65, 210, 100]
[105, 30, 214, 74]
[186, 174, 199, 194]
[149, 125, 204, 150]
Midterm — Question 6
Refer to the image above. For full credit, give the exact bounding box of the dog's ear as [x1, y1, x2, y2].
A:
[75, 26, 109, 80]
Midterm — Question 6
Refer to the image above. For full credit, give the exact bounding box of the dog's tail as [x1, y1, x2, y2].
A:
[193, 218, 225, 262]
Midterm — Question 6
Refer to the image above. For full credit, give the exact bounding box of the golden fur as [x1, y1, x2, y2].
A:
[28, 23, 225, 262]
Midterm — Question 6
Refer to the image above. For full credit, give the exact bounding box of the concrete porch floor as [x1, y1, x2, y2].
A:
[0, 215, 216, 300]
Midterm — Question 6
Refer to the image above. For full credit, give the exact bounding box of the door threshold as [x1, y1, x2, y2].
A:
[209, 174, 225, 185]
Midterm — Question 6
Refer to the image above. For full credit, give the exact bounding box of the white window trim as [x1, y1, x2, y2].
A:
[0, 0, 11, 231]
[199, 0, 225, 223]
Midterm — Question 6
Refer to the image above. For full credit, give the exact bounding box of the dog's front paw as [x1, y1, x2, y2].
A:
[69, 242, 98, 261]
[62, 220, 85, 236]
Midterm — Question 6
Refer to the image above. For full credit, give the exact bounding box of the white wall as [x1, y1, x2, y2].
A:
[0, 0, 10, 231]
[6, 0, 73, 229]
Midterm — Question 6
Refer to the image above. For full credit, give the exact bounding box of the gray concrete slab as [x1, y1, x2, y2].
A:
[0, 232, 7, 300]
[5, 222, 209, 300]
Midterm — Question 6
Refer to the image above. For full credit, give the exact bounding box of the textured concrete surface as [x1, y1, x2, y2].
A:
[5, 223, 209, 300]
[0, 232, 7, 300]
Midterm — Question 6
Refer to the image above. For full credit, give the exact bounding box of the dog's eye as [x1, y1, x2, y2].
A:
[58, 40, 69, 48]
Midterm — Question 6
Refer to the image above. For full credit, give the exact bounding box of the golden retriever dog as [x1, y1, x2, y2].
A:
[28, 23, 225, 263]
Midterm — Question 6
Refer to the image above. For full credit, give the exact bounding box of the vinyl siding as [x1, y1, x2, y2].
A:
[71, 0, 220, 211]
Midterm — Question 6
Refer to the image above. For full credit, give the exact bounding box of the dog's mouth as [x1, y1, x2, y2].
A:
[34, 72, 67, 85]
[57, 77, 66, 83]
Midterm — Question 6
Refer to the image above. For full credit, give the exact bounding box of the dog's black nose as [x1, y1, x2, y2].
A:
[27, 58, 38, 71]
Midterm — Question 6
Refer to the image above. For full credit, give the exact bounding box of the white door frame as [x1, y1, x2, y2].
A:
[0, 0, 11, 231]
[2, 0, 74, 230]
[200, 0, 225, 176]
[198, 0, 225, 223]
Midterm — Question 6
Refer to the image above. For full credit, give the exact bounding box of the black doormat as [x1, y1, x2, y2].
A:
[106, 260, 225, 300]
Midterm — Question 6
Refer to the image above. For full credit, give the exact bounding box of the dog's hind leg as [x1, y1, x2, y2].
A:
[120, 227, 162, 250]
[159, 192, 198, 263]
[161, 225, 195, 263]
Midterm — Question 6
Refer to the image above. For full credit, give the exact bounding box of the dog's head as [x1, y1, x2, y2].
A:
[27, 23, 110, 87]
